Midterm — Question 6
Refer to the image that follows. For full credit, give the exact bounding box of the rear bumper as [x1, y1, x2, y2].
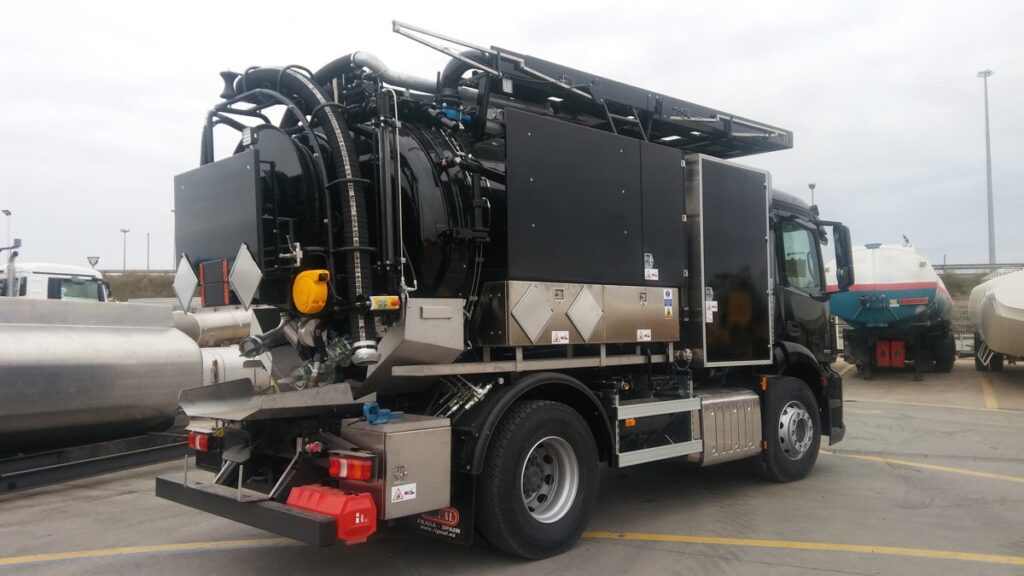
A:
[155, 474, 337, 547]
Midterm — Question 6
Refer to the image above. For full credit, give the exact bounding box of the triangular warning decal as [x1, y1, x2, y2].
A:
[393, 487, 404, 501]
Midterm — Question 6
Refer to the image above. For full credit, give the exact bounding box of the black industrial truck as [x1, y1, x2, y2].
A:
[156, 21, 854, 559]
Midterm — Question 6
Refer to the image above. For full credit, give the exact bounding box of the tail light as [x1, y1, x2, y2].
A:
[328, 453, 375, 482]
[898, 297, 929, 306]
[187, 431, 211, 452]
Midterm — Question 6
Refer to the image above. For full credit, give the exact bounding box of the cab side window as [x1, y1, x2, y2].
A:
[782, 221, 823, 294]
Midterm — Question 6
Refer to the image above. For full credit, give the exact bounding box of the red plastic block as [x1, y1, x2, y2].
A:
[875, 340, 891, 368]
[286, 485, 377, 544]
[890, 340, 906, 367]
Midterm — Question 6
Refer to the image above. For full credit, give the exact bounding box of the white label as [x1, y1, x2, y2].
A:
[637, 329, 652, 342]
[644, 268, 659, 280]
[705, 308, 715, 323]
[644, 253, 654, 269]
[551, 330, 570, 344]
[707, 300, 718, 312]
[391, 483, 417, 503]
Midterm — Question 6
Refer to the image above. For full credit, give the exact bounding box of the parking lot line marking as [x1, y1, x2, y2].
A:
[0, 537, 295, 567]
[820, 450, 1024, 484]
[846, 397, 1016, 413]
[583, 531, 1024, 566]
[979, 373, 1000, 410]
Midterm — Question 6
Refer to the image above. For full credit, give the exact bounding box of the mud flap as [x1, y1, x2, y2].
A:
[411, 471, 475, 546]
[826, 370, 845, 444]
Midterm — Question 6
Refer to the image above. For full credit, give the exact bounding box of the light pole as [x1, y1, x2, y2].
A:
[120, 228, 131, 272]
[146, 232, 151, 271]
[977, 69, 995, 264]
[808, 183, 816, 206]
[2, 209, 10, 246]
[170, 209, 176, 268]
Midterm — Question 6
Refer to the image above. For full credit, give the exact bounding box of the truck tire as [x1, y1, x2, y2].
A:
[763, 377, 820, 483]
[933, 333, 956, 373]
[476, 399, 599, 559]
[990, 354, 1004, 372]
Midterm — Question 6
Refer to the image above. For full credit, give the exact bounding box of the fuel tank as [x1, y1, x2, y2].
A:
[826, 243, 952, 330]
[0, 299, 202, 454]
[172, 306, 252, 347]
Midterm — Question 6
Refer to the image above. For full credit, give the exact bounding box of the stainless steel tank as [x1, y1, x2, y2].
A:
[172, 306, 252, 347]
[201, 346, 271, 390]
[0, 299, 201, 454]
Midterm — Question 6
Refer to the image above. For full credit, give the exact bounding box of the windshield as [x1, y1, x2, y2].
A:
[48, 277, 105, 301]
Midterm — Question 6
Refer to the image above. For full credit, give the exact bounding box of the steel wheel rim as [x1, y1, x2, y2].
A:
[779, 400, 814, 460]
[520, 435, 579, 523]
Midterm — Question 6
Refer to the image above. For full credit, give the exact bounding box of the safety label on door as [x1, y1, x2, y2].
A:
[391, 483, 417, 503]
[551, 330, 570, 344]
[644, 268, 659, 280]
[637, 329, 652, 342]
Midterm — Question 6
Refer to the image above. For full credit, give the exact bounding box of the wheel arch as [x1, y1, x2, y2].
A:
[451, 371, 613, 476]
[773, 342, 841, 442]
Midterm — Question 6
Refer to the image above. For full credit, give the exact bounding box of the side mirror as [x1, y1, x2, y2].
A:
[831, 223, 855, 291]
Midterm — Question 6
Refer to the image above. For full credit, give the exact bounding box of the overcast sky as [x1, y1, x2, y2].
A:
[1, 0, 1021, 271]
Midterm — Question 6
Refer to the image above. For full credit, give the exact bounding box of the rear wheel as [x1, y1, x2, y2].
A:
[763, 377, 820, 482]
[476, 399, 599, 559]
[933, 332, 956, 373]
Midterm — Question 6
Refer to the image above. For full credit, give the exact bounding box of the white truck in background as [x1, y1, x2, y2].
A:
[1, 260, 109, 301]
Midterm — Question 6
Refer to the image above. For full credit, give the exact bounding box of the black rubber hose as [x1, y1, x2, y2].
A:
[438, 50, 491, 107]
[241, 67, 373, 341]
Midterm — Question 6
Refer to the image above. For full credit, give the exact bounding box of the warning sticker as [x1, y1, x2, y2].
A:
[644, 268, 659, 281]
[707, 300, 718, 312]
[637, 329, 652, 342]
[551, 330, 570, 344]
[644, 253, 654, 269]
[664, 306, 673, 319]
[705, 308, 715, 323]
[663, 288, 673, 307]
[391, 483, 417, 503]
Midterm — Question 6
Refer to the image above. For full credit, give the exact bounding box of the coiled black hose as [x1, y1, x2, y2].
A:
[240, 67, 373, 341]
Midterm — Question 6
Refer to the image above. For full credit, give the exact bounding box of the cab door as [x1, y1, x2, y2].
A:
[776, 219, 830, 360]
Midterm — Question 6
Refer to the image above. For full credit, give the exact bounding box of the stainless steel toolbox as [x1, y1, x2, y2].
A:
[339, 415, 451, 520]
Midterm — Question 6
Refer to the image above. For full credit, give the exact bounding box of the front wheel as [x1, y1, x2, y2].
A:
[476, 399, 599, 559]
[763, 377, 821, 482]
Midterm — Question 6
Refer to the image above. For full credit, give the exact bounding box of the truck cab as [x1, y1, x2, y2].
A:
[772, 191, 846, 363]
[1, 262, 108, 301]
[769, 191, 854, 443]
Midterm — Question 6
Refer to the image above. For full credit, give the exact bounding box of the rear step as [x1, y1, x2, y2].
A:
[156, 475, 337, 547]
[612, 390, 761, 468]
